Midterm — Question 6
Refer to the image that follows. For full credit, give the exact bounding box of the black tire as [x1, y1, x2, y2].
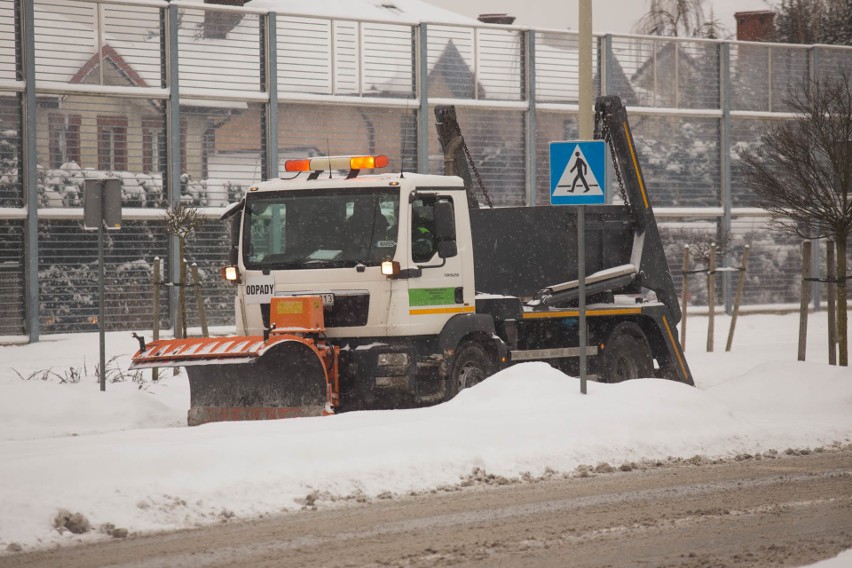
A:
[599, 322, 654, 383]
[446, 341, 495, 401]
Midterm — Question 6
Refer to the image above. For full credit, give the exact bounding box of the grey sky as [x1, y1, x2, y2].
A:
[422, 0, 775, 36]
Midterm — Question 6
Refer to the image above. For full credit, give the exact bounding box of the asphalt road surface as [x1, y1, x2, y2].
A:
[3, 448, 851, 568]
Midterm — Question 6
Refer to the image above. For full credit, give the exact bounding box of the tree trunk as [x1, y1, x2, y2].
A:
[837, 232, 848, 366]
[178, 237, 187, 340]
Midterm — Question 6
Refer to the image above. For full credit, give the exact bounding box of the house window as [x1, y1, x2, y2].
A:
[48, 114, 81, 168]
[142, 116, 165, 173]
[97, 116, 128, 171]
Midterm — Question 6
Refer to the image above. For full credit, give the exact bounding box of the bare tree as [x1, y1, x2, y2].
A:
[634, 0, 724, 38]
[739, 71, 852, 366]
[164, 203, 204, 339]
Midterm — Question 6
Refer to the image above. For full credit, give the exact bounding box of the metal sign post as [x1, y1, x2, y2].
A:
[578, 205, 587, 395]
[84, 179, 122, 391]
[551, 141, 606, 394]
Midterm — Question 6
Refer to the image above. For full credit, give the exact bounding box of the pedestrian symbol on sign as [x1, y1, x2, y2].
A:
[569, 151, 592, 193]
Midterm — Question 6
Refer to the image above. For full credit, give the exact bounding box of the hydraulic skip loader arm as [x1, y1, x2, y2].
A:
[594, 96, 682, 324]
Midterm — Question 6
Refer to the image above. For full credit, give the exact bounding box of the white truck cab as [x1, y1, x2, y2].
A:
[229, 167, 476, 346]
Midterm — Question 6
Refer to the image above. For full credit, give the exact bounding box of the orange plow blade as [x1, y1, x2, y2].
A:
[130, 335, 337, 426]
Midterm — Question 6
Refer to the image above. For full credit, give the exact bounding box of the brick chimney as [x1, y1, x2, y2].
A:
[478, 14, 516, 25]
[735, 11, 775, 42]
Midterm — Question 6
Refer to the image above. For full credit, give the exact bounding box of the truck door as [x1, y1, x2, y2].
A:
[405, 193, 472, 334]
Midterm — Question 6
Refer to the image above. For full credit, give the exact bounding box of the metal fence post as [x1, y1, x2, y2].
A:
[166, 3, 182, 337]
[20, 0, 39, 342]
[720, 41, 733, 315]
[417, 23, 429, 174]
[525, 29, 536, 207]
[263, 12, 279, 180]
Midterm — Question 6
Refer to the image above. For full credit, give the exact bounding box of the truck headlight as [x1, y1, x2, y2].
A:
[221, 265, 240, 283]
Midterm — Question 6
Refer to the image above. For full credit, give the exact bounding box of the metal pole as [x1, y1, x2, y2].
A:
[720, 42, 733, 314]
[20, 0, 39, 342]
[417, 24, 429, 174]
[98, 218, 106, 392]
[578, 205, 587, 394]
[166, 4, 181, 337]
[263, 12, 279, 179]
[578, 0, 593, 139]
[525, 29, 536, 206]
[578, 0, 592, 394]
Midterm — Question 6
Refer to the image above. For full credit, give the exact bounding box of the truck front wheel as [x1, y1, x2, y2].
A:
[599, 322, 654, 383]
[446, 341, 495, 401]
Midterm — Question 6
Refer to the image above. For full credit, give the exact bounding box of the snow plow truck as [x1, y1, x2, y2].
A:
[130, 95, 693, 425]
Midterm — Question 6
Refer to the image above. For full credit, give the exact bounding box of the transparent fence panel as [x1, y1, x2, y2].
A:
[477, 27, 523, 101]
[177, 6, 261, 93]
[677, 41, 720, 109]
[277, 18, 414, 98]
[610, 36, 720, 109]
[629, 114, 720, 207]
[729, 116, 787, 208]
[430, 106, 526, 207]
[0, 0, 16, 82]
[35, 0, 164, 87]
[770, 45, 810, 111]
[185, 101, 263, 206]
[362, 23, 414, 97]
[102, 3, 164, 88]
[38, 220, 169, 334]
[535, 32, 579, 103]
[608, 36, 654, 107]
[534, 110, 578, 206]
[277, 103, 417, 174]
[730, 43, 770, 112]
[428, 26, 475, 99]
[0, 94, 23, 207]
[277, 16, 332, 96]
[35, 96, 167, 208]
[0, 220, 25, 336]
[815, 45, 852, 82]
[34, 0, 96, 84]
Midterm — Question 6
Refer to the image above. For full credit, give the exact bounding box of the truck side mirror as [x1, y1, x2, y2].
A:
[228, 214, 240, 265]
[434, 200, 457, 259]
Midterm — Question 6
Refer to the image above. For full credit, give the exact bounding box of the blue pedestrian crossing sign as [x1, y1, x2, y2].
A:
[550, 140, 607, 205]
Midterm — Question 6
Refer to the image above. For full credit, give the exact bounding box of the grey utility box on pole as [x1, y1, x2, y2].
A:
[84, 178, 123, 392]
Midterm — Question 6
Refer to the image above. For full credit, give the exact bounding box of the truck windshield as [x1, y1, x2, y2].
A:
[243, 188, 399, 270]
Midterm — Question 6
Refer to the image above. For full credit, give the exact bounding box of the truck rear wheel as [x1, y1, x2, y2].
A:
[599, 322, 654, 383]
[446, 341, 495, 401]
